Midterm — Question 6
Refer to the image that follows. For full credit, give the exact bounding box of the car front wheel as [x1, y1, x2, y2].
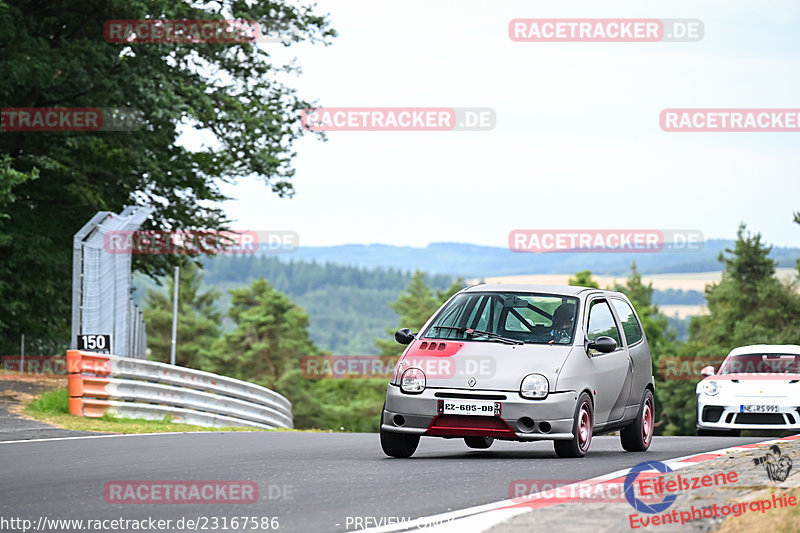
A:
[554, 392, 593, 458]
[621, 389, 654, 452]
[380, 427, 420, 457]
[379, 405, 420, 458]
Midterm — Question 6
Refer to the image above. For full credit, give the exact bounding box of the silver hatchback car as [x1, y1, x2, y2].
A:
[380, 284, 655, 458]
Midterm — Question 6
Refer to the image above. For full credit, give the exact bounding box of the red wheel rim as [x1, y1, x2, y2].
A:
[578, 400, 592, 451]
[642, 397, 654, 446]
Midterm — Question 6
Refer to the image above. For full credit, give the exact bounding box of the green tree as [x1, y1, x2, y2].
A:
[691, 224, 800, 348]
[569, 270, 599, 288]
[375, 272, 464, 356]
[438, 278, 466, 304]
[0, 155, 38, 336]
[143, 263, 221, 369]
[609, 262, 672, 356]
[207, 276, 390, 432]
[277, 370, 387, 432]
[795, 211, 800, 275]
[663, 224, 800, 435]
[0, 0, 335, 353]
[0, 155, 36, 230]
[211, 278, 319, 390]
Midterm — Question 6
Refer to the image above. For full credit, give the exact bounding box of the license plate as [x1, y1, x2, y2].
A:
[438, 399, 501, 416]
[740, 404, 779, 413]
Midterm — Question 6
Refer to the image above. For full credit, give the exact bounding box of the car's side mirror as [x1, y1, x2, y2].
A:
[395, 328, 416, 345]
[700, 365, 715, 377]
[587, 336, 617, 354]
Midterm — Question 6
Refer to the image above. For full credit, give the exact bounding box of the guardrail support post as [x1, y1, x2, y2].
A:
[170, 266, 179, 366]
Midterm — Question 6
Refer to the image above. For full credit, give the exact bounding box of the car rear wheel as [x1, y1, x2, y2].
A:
[464, 436, 494, 449]
[621, 389, 654, 452]
[554, 392, 593, 458]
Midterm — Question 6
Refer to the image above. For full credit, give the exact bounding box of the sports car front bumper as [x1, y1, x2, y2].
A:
[697, 394, 800, 431]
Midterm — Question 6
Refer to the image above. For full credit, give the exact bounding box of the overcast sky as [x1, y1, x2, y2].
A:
[213, 0, 800, 249]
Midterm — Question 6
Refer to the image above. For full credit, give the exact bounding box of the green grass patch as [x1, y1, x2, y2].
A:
[27, 387, 69, 414]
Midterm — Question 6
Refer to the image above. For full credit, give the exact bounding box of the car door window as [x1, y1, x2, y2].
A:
[611, 299, 643, 345]
[587, 300, 622, 346]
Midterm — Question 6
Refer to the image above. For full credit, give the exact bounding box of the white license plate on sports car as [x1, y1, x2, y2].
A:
[740, 404, 779, 413]
[438, 399, 501, 416]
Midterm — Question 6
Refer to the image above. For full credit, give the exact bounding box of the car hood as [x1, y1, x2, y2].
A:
[397, 339, 574, 392]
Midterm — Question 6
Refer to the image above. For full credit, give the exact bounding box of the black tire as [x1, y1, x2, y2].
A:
[464, 436, 494, 449]
[697, 428, 741, 437]
[380, 428, 420, 457]
[621, 389, 655, 452]
[554, 392, 593, 458]
[379, 405, 419, 458]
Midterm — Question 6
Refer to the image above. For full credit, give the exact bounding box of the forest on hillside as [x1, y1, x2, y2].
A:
[134, 257, 456, 354]
[134, 256, 703, 354]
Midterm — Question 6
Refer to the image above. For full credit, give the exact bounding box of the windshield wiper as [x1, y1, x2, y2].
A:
[428, 325, 523, 345]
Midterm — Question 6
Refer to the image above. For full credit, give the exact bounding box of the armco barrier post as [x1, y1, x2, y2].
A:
[67, 350, 112, 416]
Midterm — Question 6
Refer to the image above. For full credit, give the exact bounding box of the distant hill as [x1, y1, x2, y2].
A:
[133, 257, 456, 355]
[273, 240, 800, 277]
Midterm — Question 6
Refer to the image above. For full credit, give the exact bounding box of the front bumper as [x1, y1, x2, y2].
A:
[697, 395, 800, 431]
[382, 384, 578, 441]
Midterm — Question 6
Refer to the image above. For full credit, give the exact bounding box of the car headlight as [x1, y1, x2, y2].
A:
[703, 380, 719, 396]
[521, 373, 549, 399]
[400, 368, 426, 394]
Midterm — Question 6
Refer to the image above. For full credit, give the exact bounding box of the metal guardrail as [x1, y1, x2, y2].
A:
[67, 350, 293, 429]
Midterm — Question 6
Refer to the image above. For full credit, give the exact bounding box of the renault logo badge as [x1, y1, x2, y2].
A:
[468, 377, 477, 387]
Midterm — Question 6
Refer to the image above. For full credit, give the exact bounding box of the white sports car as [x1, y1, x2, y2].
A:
[696, 344, 800, 436]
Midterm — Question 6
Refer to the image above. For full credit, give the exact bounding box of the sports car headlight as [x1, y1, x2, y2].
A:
[521, 373, 549, 399]
[400, 368, 426, 394]
[703, 380, 719, 396]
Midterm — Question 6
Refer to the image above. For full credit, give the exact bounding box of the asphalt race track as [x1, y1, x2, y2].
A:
[0, 380, 97, 442]
[0, 432, 766, 533]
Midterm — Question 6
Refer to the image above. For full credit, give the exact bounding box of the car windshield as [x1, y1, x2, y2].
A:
[719, 353, 800, 374]
[422, 292, 579, 345]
